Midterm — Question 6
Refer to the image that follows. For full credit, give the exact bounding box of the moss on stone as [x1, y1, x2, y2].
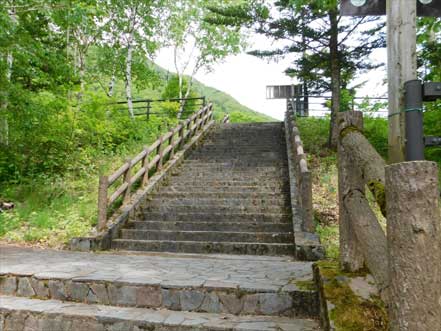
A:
[316, 261, 388, 331]
[295, 280, 316, 291]
[339, 126, 363, 141]
[366, 180, 386, 216]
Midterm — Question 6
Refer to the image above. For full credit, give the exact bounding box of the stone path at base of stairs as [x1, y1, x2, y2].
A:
[0, 246, 321, 330]
[0, 246, 312, 291]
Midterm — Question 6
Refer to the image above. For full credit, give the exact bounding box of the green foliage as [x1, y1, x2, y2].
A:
[295, 117, 330, 155]
[363, 117, 388, 159]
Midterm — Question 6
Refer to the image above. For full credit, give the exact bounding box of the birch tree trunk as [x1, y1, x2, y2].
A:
[125, 40, 134, 118]
[328, 9, 341, 150]
[1, 6, 16, 146]
[174, 46, 185, 119]
[108, 72, 116, 97]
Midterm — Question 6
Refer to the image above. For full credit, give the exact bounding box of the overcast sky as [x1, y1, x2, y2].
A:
[155, 31, 388, 121]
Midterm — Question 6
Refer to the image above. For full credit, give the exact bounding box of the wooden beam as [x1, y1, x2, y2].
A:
[387, 0, 417, 163]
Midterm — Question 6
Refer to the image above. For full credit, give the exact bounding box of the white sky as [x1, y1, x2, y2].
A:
[155, 31, 388, 121]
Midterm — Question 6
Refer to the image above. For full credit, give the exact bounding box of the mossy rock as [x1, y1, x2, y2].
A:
[316, 261, 388, 331]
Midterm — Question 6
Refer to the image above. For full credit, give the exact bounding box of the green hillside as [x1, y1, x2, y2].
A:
[192, 80, 275, 122]
[151, 64, 275, 123]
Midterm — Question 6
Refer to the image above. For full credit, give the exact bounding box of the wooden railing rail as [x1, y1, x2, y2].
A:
[97, 104, 214, 231]
[337, 111, 440, 330]
[285, 111, 314, 232]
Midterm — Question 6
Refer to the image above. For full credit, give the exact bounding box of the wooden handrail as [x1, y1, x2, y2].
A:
[97, 104, 214, 231]
[336, 111, 441, 329]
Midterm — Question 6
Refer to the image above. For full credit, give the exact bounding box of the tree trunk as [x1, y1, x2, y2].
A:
[328, 9, 341, 150]
[77, 51, 86, 101]
[108, 56, 117, 98]
[125, 42, 134, 118]
[108, 73, 116, 97]
[178, 75, 195, 118]
[1, 7, 16, 146]
[174, 46, 185, 119]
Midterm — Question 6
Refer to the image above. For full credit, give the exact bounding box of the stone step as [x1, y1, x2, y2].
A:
[128, 221, 292, 233]
[166, 179, 290, 187]
[203, 139, 285, 144]
[201, 143, 285, 147]
[143, 204, 290, 214]
[177, 163, 289, 169]
[171, 170, 289, 178]
[154, 192, 290, 200]
[176, 164, 287, 172]
[189, 151, 287, 157]
[120, 230, 293, 243]
[139, 212, 291, 223]
[112, 239, 296, 256]
[169, 171, 288, 182]
[0, 296, 321, 331]
[0, 246, 318, 318]
[195, 147, 286, 152]
[158, 186, 289, 194]
[145, 197, 290, 208]
[186, 156, 287, 163]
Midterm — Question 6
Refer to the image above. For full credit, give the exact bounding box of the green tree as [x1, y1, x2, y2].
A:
[208, 0, 385, 148]
[166, 0, 244, 118]
[102, 0, 167, 117]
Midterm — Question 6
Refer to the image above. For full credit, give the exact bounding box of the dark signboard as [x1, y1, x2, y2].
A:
[266, 85, 294, 99]
[340, 0, 441, 17]
[266, 85, 304, 99]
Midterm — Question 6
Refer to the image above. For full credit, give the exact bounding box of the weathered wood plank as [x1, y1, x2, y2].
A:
[344, 190, 388, 299]
[108, 182, 129, 206]
[108, 162, 130, 186]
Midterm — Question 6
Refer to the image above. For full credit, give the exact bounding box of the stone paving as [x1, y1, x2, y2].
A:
[0, 296, 321, 331]
[0, 246, 318, 317]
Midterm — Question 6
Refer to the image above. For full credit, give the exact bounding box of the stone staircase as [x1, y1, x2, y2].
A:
[112, 122, 296, 256]
[0, 122, 322, 330]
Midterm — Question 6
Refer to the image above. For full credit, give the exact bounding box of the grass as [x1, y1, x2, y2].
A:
[0, 102, 273, 248]
[0, 135, 161, 248]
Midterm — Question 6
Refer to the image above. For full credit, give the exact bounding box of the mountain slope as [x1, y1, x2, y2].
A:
[153, 64, 276, 122]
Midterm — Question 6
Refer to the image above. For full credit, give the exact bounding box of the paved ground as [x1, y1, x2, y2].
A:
[0, 246, 313, 292]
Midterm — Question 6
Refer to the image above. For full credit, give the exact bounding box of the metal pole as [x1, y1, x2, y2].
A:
[404, 79, 424, 161]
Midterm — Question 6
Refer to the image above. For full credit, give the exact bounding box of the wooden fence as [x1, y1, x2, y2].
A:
[285, 111, 314, 232]
[97, 104, 214, 231]
[337, 111, 440, 331]
[222, 114, 230, 124]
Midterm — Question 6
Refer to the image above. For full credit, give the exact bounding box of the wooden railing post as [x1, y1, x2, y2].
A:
[169, 129, 175, 159]
[97, 175, 109, 231]
[385, 161, 441, 331]
[142, 146, 150, 186]
[178, 124, 185, 149]
[123, 159, 132, 204]
[157, 136, 164, 170]
[337, 111, 365, 272]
